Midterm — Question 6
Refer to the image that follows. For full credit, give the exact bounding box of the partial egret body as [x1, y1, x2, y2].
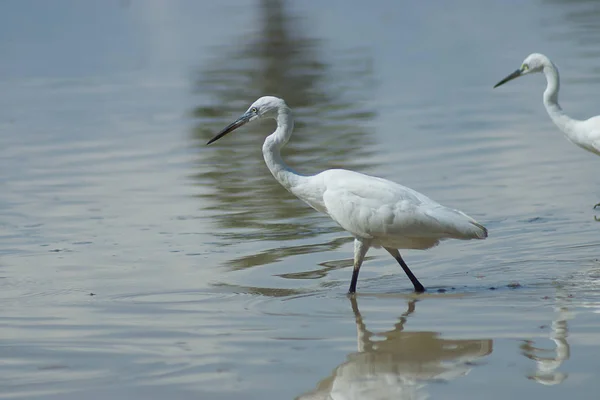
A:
[207, 96, 488, 293]
[494, 53, 600, 206]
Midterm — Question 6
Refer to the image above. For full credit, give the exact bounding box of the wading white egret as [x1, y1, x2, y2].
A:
[207, 96, 488, 293]
[494, 53, 600, 207]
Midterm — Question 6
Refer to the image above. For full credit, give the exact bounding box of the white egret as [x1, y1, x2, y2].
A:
[207, 96, 488, 293]
[494, 53, 600, 207]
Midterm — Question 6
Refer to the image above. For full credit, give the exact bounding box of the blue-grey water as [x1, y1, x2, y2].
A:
[2, 0, 600, 399]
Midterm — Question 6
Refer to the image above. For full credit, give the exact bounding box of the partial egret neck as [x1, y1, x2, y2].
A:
[542, 61, 576, 136]
[262, 105, 303, 191]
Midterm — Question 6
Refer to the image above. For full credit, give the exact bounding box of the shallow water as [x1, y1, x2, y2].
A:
[2, 0, 600, 399]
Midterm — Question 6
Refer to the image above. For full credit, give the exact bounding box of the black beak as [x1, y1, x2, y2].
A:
[206, 112, 252, 145]
[493, 69, 523, 88]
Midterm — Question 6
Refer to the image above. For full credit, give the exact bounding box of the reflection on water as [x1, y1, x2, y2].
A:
[540, 0, 600, 120]
[297, 297, 493, 400]
[191, 0, 378, 267]
[226, 236, 354, 271]
[521, 288, 572, 385]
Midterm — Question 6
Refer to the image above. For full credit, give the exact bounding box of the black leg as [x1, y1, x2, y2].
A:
[348, 267, 360, 294]
[394, 253, 425, 293]
[595, 202, 600, 209]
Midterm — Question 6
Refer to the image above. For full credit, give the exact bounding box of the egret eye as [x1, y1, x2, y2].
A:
[521, 64, 529, 71]
[251, 107, 258, 113]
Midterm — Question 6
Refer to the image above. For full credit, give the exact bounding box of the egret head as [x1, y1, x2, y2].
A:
[493, 53, 551, 88]
[207, 96, 288, 145]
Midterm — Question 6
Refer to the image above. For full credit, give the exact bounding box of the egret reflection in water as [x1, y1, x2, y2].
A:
[191, 0, 378, 271]
[521, 288, 572, 385]
[297, 297, 493, 400]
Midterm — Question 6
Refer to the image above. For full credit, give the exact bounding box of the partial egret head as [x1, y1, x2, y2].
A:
[494, 53, 552, 88]
[207, 96, 288, 145]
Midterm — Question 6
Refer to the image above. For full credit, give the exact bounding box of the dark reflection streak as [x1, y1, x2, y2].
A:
[277, 255, 378, 280]
[190, 0, 378, 271]
[226, 235, 353, 271]
[542, 0, 600, 77]
[296, 297, 493, 399]
[211, 282, 309, 298]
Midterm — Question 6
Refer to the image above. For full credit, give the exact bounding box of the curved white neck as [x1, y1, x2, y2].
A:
[261, 107, 304, 191]
[542, 62, 577, 137]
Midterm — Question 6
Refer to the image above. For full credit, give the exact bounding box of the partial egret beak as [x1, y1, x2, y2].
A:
[207, 111, 252, 145]
[493, 69, 523, 88]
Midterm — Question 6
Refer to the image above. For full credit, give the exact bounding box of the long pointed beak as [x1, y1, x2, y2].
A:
[206, 112, 252, 145]
[493, 69, 523, 88]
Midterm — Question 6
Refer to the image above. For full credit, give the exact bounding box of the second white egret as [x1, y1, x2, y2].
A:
[207, 96, 488, 293]
[494, 53, 600, 207]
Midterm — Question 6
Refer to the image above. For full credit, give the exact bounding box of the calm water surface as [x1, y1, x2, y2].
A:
[2, 0, 600, 399]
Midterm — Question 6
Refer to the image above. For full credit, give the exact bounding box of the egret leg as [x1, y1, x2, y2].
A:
[384, 248, 425, 293]
[594, 202, 600, 209]
[348, 238, 371, 294]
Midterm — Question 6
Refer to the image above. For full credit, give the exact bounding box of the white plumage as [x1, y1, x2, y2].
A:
[207, 96, 487, 293]
[319, 169, 486, 247]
